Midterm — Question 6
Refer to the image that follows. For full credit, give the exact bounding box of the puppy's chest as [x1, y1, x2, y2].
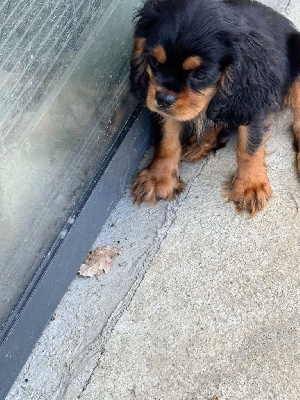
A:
[181, 113, 225, 143]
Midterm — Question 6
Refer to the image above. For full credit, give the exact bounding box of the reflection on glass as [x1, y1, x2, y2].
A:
[0, 0, 140, 328]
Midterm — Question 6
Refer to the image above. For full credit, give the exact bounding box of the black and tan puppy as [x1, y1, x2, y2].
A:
[130, 0, 300, 215]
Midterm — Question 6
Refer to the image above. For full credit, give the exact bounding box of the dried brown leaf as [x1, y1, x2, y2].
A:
[78, 246, 122, 277]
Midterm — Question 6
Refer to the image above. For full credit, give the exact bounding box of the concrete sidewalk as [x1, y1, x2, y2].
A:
[7, 1, 300, 399]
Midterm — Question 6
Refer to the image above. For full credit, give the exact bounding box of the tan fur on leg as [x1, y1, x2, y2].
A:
[285, 78, 300, 171]
[224, 126, 272, 216]
[132, 117, 185, 204]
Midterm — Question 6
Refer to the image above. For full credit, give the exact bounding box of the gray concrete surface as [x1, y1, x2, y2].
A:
[7, 1, 300, 399]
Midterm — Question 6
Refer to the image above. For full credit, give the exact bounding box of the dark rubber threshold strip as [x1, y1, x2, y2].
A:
[0, 106, 150, 400]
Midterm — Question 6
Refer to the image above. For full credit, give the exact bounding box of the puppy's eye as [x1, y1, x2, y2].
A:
[191, 69, 206, 81]
[149, 55, 159, 67]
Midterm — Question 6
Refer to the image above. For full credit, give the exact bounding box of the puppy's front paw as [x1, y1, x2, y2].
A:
[224, 173, 273, 216]
[132, 168, 185, 205]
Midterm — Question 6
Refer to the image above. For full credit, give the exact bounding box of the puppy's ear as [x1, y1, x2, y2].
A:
[207, 31, 282, 125]
[130, 1, 158, 100]
[130, 36, 148, 100]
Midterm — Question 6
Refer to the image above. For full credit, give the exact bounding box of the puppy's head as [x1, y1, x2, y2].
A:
[130, 0, 233, 121]
[130, 0, 283, 125]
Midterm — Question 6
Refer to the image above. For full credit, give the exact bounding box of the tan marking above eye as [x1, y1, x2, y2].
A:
[182, 56, 202, 71]
[152, 45, 167, 64]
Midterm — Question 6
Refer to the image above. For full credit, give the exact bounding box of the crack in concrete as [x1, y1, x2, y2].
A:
[284, 0, 292, 13]
[46, 372, 71, 400]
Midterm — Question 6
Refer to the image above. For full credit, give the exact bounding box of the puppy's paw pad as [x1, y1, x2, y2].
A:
[132, 168, 185, 205]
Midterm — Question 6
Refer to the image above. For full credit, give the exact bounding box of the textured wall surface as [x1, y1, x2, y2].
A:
[0, 0, 109, 153]
[0, 0, 138, 329]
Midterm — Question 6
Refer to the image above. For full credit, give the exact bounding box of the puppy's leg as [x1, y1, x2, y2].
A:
[181, 126, 229, 162]
[132, 117, 185, 205]
[225, 123, 272, 216]
[286, 78, 300, 171]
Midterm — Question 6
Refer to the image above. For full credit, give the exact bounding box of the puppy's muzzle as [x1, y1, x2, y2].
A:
[155, 91, 177, 108]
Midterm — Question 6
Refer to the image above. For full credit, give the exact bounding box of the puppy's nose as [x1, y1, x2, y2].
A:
[155, 91, 176, 108]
